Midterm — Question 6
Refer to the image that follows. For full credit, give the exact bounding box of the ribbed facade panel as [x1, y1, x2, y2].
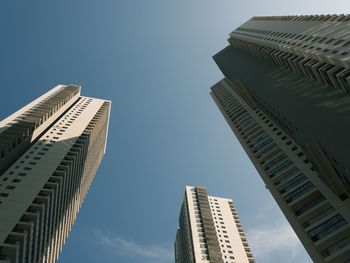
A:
[228, 15, 350, 92]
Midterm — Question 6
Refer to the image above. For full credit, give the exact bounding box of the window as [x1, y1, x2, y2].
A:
[238, 118, 256, 131]
[268, 159, 294, 178]
[342, 41, 350, 47]
[308, 214, 347, 241]
[294, 194, 325, 216]
[321, 236, 350, 257]
[285, 182, 315, 203]
[251, 137, 273, 153]
[303, 206, 335, 228]
[264, 153, 288, 170]
[278, 173, 307, 194]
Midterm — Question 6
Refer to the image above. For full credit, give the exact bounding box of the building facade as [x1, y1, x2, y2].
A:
[175, 186, 254, 263]
[0, 85, 111, 263]
[211, 15, 350, 263]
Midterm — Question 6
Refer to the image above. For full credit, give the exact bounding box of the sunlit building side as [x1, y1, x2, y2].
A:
[0, 85, 111, 263]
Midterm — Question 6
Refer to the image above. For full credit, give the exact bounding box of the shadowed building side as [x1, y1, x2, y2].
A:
[211, 14, 350, 263]
[215, 14, 350, 190]
[211, 78, 350, 262]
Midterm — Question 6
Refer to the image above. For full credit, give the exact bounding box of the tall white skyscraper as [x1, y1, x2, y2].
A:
[0, 85, 111, 263]
[211, 14, 350, 262]
[175, 186, 254, 263]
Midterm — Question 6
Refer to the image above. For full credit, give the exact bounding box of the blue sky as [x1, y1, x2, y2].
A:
[1, 1, 350, 263]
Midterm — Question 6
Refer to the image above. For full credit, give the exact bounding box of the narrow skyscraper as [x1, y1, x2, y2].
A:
[175, 186, 254, 263]
[211, 15, 350, 262]
[0, 85, 111, 263]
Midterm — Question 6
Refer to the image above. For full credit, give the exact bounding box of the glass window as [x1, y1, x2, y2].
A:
[264, 153, 288, 170]
[303, 206, 335, 228]
[294, 194, 325, 216]
[256, 143, 278, 159]
[321, 236, 350, 257]
[278, 172, 307, 194]
[268, 159, 294, 178]
[261, 148, 283, 164]
[250, 136, 273, 152]
[239, 118, 256, 132]
[230, 108, 246, 120]
[285, 182, 315, 203]
[308, 214, 347, 241]
[247, 130, 265, 142]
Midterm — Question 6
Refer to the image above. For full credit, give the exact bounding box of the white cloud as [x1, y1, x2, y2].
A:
[247, 223, 311, 263]
[96, 232, 173, 262]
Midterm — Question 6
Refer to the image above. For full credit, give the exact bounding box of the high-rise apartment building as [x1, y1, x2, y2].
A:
[210, 15, 350, 262]
[0, 85, 111, 263]
[175, 186, 254, 263]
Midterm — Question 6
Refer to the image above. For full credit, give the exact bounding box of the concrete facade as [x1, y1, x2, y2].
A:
[215, 14, 350, 189]
[211, 15, 350, 263]
[175, 186, 254, 263]
[211, 75, 350, 262]
[0, 85, 111, 263]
